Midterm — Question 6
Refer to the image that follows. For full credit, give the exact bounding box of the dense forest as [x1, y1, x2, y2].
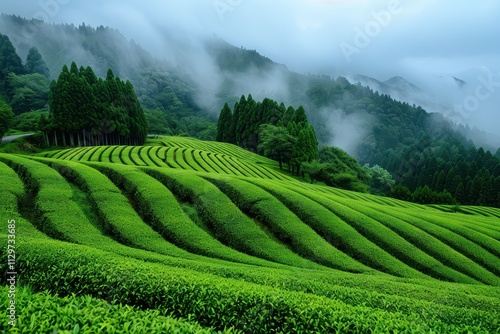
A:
[217, 95, 318, 176]
[0, 32, 49, 137]
[0, 14, 216, 139]
[40, 62, 147, 146]
[301, 76, 500, 207]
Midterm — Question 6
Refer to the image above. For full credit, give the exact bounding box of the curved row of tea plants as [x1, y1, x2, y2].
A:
[41, 145, 293, 182]
[4, 152, 500, 285]
[1, 286, 227, 334]
[4, 238, 500, 334]
[2, 151, 500, 332]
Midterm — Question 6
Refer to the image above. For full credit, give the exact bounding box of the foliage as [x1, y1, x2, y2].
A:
[300, 146, 370, 192]
[6, 73, 49, 114]
[216, 102, 233, 143]
[0, 98, 14, 138]
[2, 15, 500, 206]
[257, 124, 295, 170]
[40, 137, 294, 182]
[0, 32, 24, 86]
[363, 164, 395, 196]
[10, 109, 47, 131]
[205, 175, 367, 272]
[390, 183, 412, 201]
[44, 62, 148, 147]
[8, 237, 499, 333]
[93, 163, 271, 266]
[301, 160, 327, 184]
[2, 135, 500, 332]
[145, 168, 317, 269]
[25, 46, 50, 79]
[1, 286, 220, 333]
[216, 96, 319, 176]
[390, 183, 457, 205]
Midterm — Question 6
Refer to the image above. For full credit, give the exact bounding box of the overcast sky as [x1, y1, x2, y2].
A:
[1, 0, 500, 133]
[2, 0, 499, 77]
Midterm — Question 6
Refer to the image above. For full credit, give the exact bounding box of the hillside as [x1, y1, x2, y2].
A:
[2, 137, 500, 332]
[1, 14, 500, 208]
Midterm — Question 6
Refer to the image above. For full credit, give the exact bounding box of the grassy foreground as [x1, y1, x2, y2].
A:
[1, 137, 500, 333]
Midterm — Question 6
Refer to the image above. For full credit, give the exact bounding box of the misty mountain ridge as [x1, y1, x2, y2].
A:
[1, 14, 498, 155]
[348, 72, 500, 150]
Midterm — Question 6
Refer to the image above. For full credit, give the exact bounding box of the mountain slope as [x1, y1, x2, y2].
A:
[2, 138, 500, 332]
[7, 136, 500, 283]
[1, 14, 499, 208]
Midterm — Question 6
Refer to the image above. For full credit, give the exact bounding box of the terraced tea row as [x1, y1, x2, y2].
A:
[160, 136, 274, 165]
[8, 237, 500, 333]
[3, 153, 500, 285]
[41, 145, 294, 182]
[1, 287, 220, 333]
[2, 152, 500, 332]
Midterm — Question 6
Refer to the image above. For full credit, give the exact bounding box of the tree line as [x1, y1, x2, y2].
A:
[38, 62, 148, 147]
[0, 33, 50, 137]
[0, 33, 50, 114]
[216, 95, 318, 176]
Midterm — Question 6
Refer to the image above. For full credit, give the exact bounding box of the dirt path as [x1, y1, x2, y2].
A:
[1, 133, 34, 144]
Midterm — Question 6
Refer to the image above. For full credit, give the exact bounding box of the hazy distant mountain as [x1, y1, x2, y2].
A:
[347, 72, 500, 150]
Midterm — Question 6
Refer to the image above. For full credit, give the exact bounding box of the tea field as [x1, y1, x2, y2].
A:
[1, 137, 500, 333]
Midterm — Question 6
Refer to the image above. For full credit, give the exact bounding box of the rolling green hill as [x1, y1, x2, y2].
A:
[1, 137, 500, 333]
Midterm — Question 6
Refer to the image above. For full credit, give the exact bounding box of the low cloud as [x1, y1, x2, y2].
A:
[321, 108, 375, 156]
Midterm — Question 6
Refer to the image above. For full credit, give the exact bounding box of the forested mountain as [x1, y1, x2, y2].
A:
[1, 14, 499, 207]
[0, 14, 216, 139]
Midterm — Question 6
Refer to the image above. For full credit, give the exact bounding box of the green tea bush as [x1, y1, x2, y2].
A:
[0, 154, 106, 244]
[44, 159, 193, 258]
[120, 146, 135, 165]
[99, 146, 115, 163]
[372, 203, 500, 279]
[138, 146, 156, 166]
[146, 168, 321, 269]
[91, 163, 274, 267]
[6, 238, 499, 334]
[129, 146, 147, 166]
[1, 287, 227, 334]
[249, 178, 428, 275]
[332, 196, 498, 285]
[205, 175, 370, 273]
[81, 146, 100, 162]
[290, 184, 485, 283]
[403, 209, 500, 258]
[198, 150, 224, 173]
